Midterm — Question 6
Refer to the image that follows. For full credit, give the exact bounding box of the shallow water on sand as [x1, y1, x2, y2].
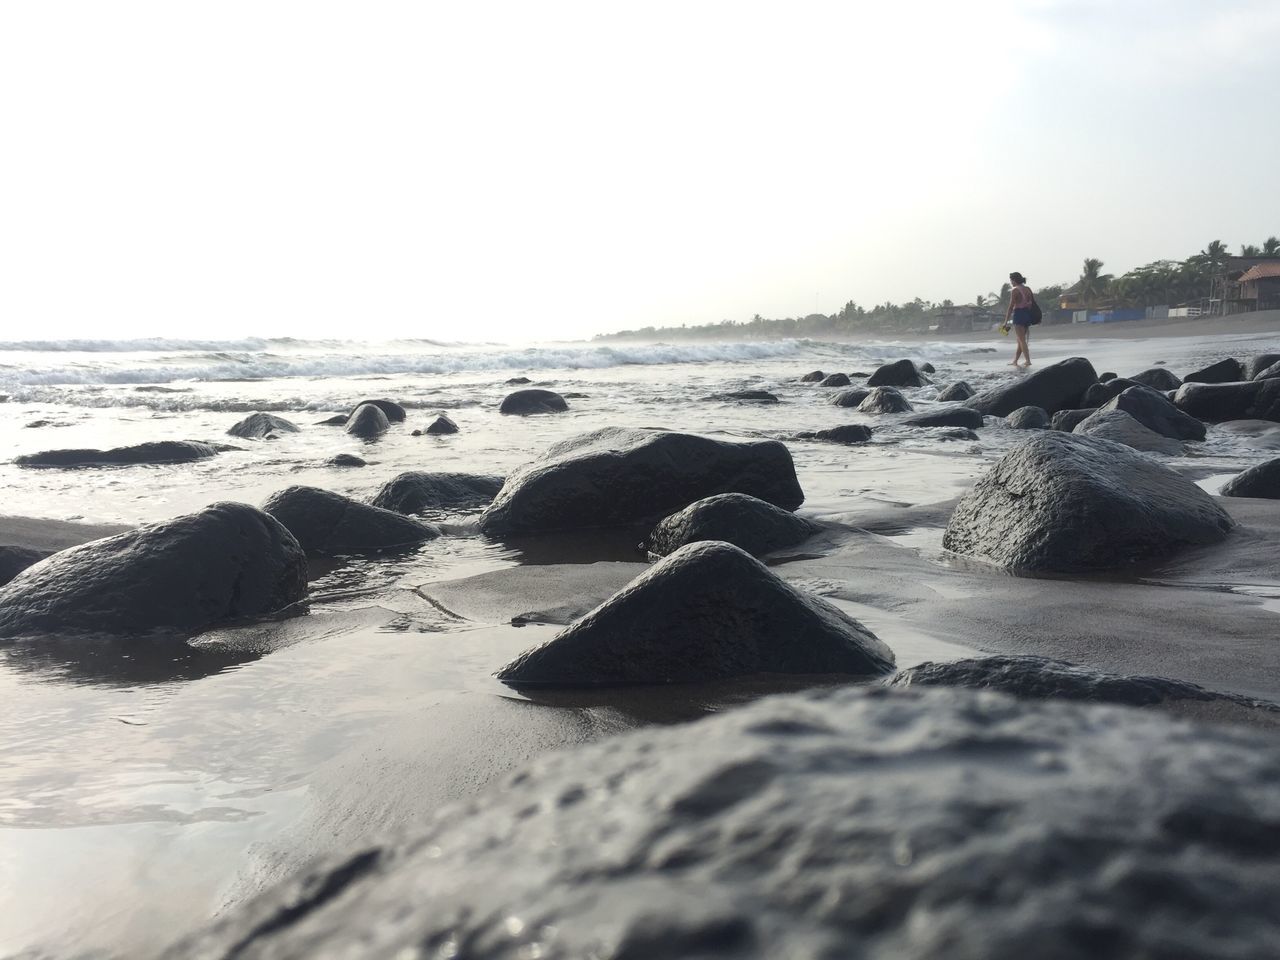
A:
[1, 329, 1279, 958]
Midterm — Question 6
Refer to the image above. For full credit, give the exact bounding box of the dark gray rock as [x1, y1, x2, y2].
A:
[1174, 379, 1280, 423]
[15, 440, 219, 468]
[324, 454, 366, 468]
[1050, 408, 1096, 432]
[262, 486, 438, 552]
[500, 388, 569, 415]
[227, 412, 300, 440]
[479, 428, 804, 536]
[1006, 405, 1049, 429]
[498, 540, 892, 684]
[932, 427, 979, 441]
[423, 414, 458, 435]
[866, 359, 928, 388]
[1073, 409, 1182, 454]
[344, 403, 390, 439]
[1081, 377, 1139, 408]
[0, 503, 306, 637]
[857, 386, 912, 414]
[1184, 358, 1244, 384]
[1245, 353, 1280, 379]
[0, 545, 51, 587]
[818, 373, 850, 387]
[708, 390, 778, 403]
[827, 387, 870, 407]
[370, 472, 505, 514]
[316, 414, 349, 426]
[920, 361, 936, 373]
[942, 432, 1232, 573]
[797, 424, 873, 444]
[901, 407, 983, 429]
[1099, 371, 1117, 381]
[1254, 360, 1280, 381]
[935, 380, 974, 401]
[350, 398, 406, 423]
[1130, 367, 1182, 391]
[799, 370, 825, 383]
[165, 685, 1280, 960]
[505, 376, 533, 385]
[1101, 385, 1206, 440]
[644, 493, 815, 558]
[966, 356, 1098, 416]
[1221, 458, 1280, 499]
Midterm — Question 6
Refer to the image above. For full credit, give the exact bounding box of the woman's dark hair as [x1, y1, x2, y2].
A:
[1009, 272, 1026, 284]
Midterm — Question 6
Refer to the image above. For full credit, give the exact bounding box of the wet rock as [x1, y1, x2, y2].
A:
[498, 540, 892, 684]
[799, 370, 825, 382]
[350, 398, 406, 423]
[0, 503, 306, 637]
[920, 361, 936, 373]
[827, 387, 870, 407]
[708, 390, 779, 403]
[942, 432, 1232, 572]
[796, 424, 873, 444]
[1130, 367, 1182, 391]
[505, 376, 533, 385]
[499, 388, 569, 415]
[1184, 358, 1244, 384]
[324, 454, 366, 468]
[1050, 408, 1096, 432]
[901, 407, 983, 429]
[423, 414, 459, 435]
[0, 545, 51, 587]
[867, 358, 929, 388]
[227, 412, 300, 440]
[935, 380, 974, 401]
[1245, 353, 1280, 379]
[644, 493, 815, 558]
[479, 427, 804, 536]
[1254, 360, 1280, 381]
[857, 386, 913, 414]
[1006, 405, 1049, 429]
[370, 472, 505, 514]
[1101, 385, 1206, 440]
[1174, 379, 1280, 423]
[344, 403, 390, 439]
[933, 427, 979, 441]
[262, 485, 438, 552]
[315, 414, 349, 426]
[1221, 459, 1280, 499]
[15, 440, 219, 468]
[1080, 377, 1139, 408]
[166, 685, 1280, 960]
[819, 373, 850, 387]
[966, 356, 1097, 417]
[1073, 409, 1183, 454]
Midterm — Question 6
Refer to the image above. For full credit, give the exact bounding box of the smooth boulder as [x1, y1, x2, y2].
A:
[1101, 385, 1206, 440]
[349, 398, 405, 423]
[370, 472, 505, 514]
[1073, 409, 1182, 454]
[935, 380, 974, 401]
[422, 414, 458, 435]
[1130, 367, 1181, 391]
[497, 540, 893, 684]
[1184, 358, 1244, 384]
[1174, 379, 1280, 423]
[1050, 408, 1096, 432]
[1006, 405, 1049, 429]
[15, 440, 218, 468]
[262, 486, 438, 552]
[798, 424, 873, 444]
[799, 370, 825, 382]
[324, 454, 366, 468]
[344, 403, 390, 439]
[0, 503, 306, 637]
[644, 493, 815, 558]
[1080, 377, 1139, 408]
[866, 358, 928, 388]
[901, 406, 983, 429]
[479, 428, 804, 536]
[227, 412, 299, 440]
[499, 388, 569, 415]
[857, 386, 912, 414]
[827, 387, 870, 407]
[818, 373, 850, 387]
[1221, 458, 1280, 499]
[966, 356, 1098, 416]
[942, 432, 1232, 573]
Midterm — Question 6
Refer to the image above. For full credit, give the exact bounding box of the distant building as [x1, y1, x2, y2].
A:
[933, 304, 998, 332]
[1211, 256, 1280, 314]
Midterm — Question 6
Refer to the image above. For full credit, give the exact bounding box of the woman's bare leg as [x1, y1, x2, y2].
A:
[1017, 326, 1031, 366]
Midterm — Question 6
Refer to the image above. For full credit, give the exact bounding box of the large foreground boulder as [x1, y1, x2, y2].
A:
[966, 356, 1097, 416]
[15, 440, 218, 468]
[499, 388, 568, 415]
[227, 412, 299, 440]
[370, 472, 505, 514]
[1184, 357, 1244, 384]
[1005, 405, 1048, 429]
[1130, 367, 1181, 391]
[866, 359, 928, 388]
[942, 433, 1232, 572]
[1073, 409, 1183, 454]
[935, 380, 974, 401]
[350, 398, 406, 423]
[344, 403, 391, 439]
[1221, 458, 1280, 499]
[1174, 379, 1280, 423]
[857, 386, 912, 414]
[263, 486, 438, 552]
[166, 685, 1280, 960]
[644, 493, 814, 558]
[827, 387, 870, 407]
[901, 407, 983, 429]
[0, 503, 305, 637]
[1101, 385, 1206, 440]
[479, 428, 804, 536]
[497, 540, 892, 684]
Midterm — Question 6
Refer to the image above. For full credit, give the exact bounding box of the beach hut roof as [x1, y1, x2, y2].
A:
[1237, 263, 1280, 283]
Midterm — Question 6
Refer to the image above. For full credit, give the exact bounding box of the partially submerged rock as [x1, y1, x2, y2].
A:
[227, 412, 299, 440]
[935, 380, 974, 401]
[1184, 358, 1244, 384]
[350, 398, 406, 423]
[262, 486, 438, 552]
[857, 386, 912, 414]
[324, 454, 366, 468]
[497, 540, 892, 685]
[827, 387, 870, 407]
[0, 503, 306, 637]
[15, 440, 219, 468]
[1101, 385, 1206, 441]
[799, 370, 825, 382]
[1006, 405, 1049, 429]
[901, 406, 983, 429]
[942, 433, 1232, 573]
[644, 493, 815, 558]
[1073, 408, 1183, 454]
[370, 472, 505, 514]
[796, 424, 873, 444]
[1174, 379, 1280, 423]
[505, 376, 533, 385]
[479, 427, 804, 536]
[423, 414, 459, 435]
[1221, 458, 1280, 499]
[708, 390, 778, 403]
[344, 403, 390, 439]
[867, 358, 928, 388]
[966, 356, 1098, 416]
[818, 373, 850, 387]
[499, 388, 569, 415]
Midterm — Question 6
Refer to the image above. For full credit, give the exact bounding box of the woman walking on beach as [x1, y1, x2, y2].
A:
[1004, 272, 1034, 367]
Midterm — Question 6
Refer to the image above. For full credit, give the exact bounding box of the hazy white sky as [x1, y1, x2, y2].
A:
[2, 0, 1278, 342]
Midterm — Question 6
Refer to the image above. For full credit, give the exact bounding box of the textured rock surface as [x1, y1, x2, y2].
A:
[1130, 367, 1182, 391]
[1050, 408, 1096, 432]
[1005, 405, 1049, 429]
[1174, 379, 1280, 423]
[227, 412, 299, 439]
[1245, 353, 1280, 379]
[966, 356, 1098, 416]
[798, 424, 873, 444]
[479, 428, 804, 536]
[423, 414, 459, 434]
[0, 545, 51, 587]
[1184, 358, 1244, 384]
[942, 433, 1232, 572]
[1254, 360, 1280, 381]
[344, 403, 391, 439]
[644, 493, 814, 558]
[1101, 385, 1206, 441]
[499, 388, 569, 415]
[866, 359, 928, 388]
[1221, 458, 1280, 499]
[15, 440, 219, 467]
[0, 503, 305, 637]
[935, 380, 974, 401]
[857, 386, 912, 414]
[827, 387, 871, 407]
[370, 472, 505, 514]
[497, 540, 892, 684]
[901, 407, 983, 429]
[350, 398, 406, 423]
[166, 684, 1280, 960]
[1073, 409, 1183, 454]
[818, 373, 850, 387]
[263, 486, 438, 552]
[1081, 377, 1140, 408]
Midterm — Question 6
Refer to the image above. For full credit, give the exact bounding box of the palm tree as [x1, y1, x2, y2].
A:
[1264, 236, 1280, 256]
[1199, 240, 1229, 269]
[1077, 258, 1112, 308]
[1241, 244, 1262, 256]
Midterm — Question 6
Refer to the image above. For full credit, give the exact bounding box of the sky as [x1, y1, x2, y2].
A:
[2, 0, 1278, 343]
